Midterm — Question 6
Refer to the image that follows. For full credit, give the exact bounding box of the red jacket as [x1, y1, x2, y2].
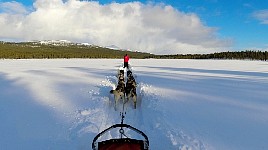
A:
[124, 55, 129, 62]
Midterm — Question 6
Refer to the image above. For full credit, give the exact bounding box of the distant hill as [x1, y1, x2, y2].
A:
[0, 41, 154, 59]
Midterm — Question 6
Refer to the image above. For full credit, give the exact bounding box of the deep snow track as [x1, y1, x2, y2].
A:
[70, 72, 207, 150]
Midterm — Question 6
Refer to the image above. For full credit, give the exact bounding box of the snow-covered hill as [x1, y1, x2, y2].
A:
[29, 40, 123, 50]
[29, 40, 92, 47]
[0, 59, 268, 150]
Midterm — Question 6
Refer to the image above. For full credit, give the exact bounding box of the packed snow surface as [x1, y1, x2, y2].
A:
[0, 59, 268, 150]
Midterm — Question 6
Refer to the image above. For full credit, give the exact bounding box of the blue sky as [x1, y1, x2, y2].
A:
[97, 0, 268, 50]
[0, 0, 268, 54]
[101, 0, 268, 50]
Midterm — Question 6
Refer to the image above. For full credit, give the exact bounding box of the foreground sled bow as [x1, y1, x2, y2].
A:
[92, 123, 149, 150]
[92, 107, 149, 150]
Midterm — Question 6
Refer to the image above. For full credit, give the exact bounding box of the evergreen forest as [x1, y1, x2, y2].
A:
[0, 41, 267, 61]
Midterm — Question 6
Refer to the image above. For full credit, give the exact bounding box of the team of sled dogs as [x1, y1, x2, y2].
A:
[110, 69, 137, 109]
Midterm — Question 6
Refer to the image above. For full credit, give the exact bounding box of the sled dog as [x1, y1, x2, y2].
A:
[118, 73, 124, 81]
[118, 67, 125, 81]
[110, 80, 125, 109]
[125, 71, 137, 109]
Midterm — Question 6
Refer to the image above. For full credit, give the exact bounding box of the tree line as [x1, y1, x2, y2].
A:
[154, 50, 268, 61]
[0, 41, 267, 61]
[0, 41, 153, 59]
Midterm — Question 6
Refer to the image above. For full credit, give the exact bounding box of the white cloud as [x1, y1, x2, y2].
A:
[253, 9, 268, 24]
[0, 0, 231, 54]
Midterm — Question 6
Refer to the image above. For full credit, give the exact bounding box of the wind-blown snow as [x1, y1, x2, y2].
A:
[0, 59, 268, 150]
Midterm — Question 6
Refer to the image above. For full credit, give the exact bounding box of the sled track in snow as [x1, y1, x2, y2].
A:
[69, 70, 208, 150]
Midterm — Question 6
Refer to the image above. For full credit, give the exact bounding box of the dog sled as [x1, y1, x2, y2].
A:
[92, 123, 149, 150]
[92, 64, 149, 149]
[92, 99, 149, 150]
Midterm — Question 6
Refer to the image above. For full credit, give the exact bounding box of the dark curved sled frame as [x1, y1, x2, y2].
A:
[92, 124, 149, 150]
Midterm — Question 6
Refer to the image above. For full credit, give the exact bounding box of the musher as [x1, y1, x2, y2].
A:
[124, 54, 129, 68]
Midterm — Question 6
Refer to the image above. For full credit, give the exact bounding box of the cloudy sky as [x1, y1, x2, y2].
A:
[0, 0, 267, 54]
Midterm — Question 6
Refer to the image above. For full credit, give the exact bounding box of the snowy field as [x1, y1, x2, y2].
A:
[0, 59, 268, 150]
